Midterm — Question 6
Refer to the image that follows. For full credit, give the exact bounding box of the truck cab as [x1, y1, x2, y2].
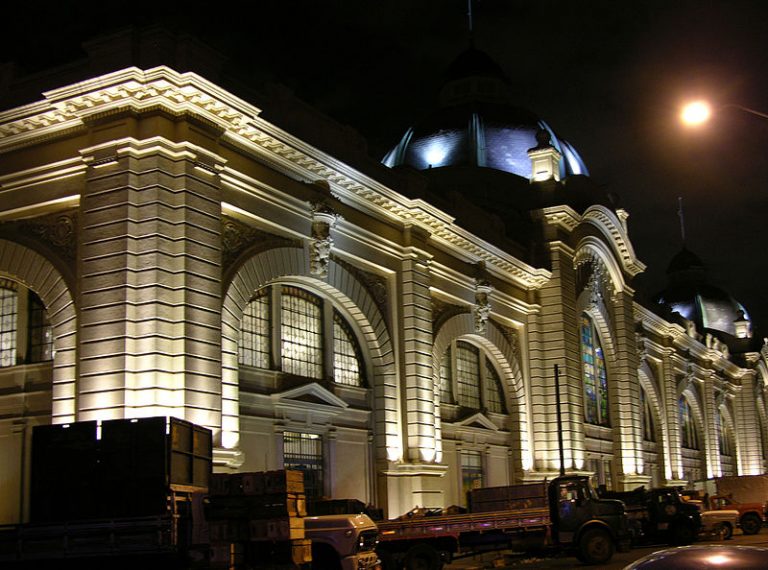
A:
[304, 513, 380, 570]
[549, 476, 631, 562]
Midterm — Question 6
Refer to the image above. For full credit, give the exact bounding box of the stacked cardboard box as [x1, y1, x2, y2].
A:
[207, 470, 311, 569]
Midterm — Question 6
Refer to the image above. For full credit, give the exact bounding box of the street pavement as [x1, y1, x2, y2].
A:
[444, 528, 768, 569]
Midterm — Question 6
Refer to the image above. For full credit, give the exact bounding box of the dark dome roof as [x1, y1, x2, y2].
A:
[444, 47, 505, 81]
[655, 247, 752, 340]
[382, 47, 589, 180]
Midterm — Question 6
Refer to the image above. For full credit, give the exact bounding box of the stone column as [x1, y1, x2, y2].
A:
[661, 351, 686, 485]
[78, 137, 224, 441]
[734, 370, 763, 474]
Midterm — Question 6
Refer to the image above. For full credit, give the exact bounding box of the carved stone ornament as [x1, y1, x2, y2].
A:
[473, 278, 493, 334]
[309, 202, 340, 278]
[585, 262, 605, 312]
[679, 362, 696, 394]
[221, 216, 297, 268]
[636, 332, 648, 363]
[20, 212, 77, 260]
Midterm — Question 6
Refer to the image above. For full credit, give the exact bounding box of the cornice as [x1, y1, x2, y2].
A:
[0, 66, 550, 290]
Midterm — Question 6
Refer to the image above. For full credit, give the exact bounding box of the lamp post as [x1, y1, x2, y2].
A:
[680, 100, 768, 126]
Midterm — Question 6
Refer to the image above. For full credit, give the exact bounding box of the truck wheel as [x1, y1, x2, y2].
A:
[404, 544, 442, 570]
[671, 522, 696, 545]
[741, 513, 762, 535]
[577, 528, 614, 565]
[719, 522, 734, 540]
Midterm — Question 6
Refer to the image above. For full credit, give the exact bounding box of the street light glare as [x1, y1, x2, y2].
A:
[681, 100, 712, 126]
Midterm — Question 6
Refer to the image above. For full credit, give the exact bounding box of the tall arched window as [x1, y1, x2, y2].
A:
[679, 397, 700, 450]
[716, 409, 733, 457]
[238, 285, 366, 387]
[439, 340, 506, 413]
[581, 314, 609, 426]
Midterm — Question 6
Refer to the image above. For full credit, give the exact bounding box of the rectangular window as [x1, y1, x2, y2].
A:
[239, 292, 271, 368]
[283, 431, 323, 498]
[0, 286, 18, 368]
[281, 287, 323, 379]
[461, 451, 483, 507]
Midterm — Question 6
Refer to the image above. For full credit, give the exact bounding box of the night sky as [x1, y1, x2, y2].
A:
[3, 1, 768, 334]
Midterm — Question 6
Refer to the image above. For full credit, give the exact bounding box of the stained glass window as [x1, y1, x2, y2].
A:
[581, 314, 609, 426]
[679, 397, 699, 450]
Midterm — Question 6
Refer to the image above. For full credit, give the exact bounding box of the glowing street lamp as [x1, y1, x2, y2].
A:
[680, 100, 768, 127]
[680, 100, 712, 126]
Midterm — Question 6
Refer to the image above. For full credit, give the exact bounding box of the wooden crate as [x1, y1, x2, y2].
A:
[250, 516, 304, 541]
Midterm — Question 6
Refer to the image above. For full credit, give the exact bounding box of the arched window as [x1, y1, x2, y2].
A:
[679, 397, 699, 450]
[28, 292, 53, 363]
[238, 285, 366, 386]
[439, 340, 506, 413]
[640, 388, 656, 442]
[581, 314, 609, 426]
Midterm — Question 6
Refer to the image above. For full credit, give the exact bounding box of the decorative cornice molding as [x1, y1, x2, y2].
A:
[0, 66, 550, 290]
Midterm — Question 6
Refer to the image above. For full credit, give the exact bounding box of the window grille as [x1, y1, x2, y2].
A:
[28, 293, 52, 363]
[239, 291, 271, 368]
[280, 287, 323, 379]
[456, 342, 481, 408]
[679, 397, 699, 450]
[0, 285, 18, 368]
[283, 431, 323, 498]
[485, 357, 506, 413]
[439, 348, 453, 404]
[333, 310, 364, 386]
[460, 450, 483, 506]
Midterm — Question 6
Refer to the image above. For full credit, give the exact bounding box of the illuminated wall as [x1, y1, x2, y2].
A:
[0, 60, 767, 525]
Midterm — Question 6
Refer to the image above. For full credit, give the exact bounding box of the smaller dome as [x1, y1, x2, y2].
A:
[655, 247, 752, 340]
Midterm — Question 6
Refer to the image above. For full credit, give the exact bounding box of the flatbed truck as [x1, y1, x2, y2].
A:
[376, 475, 631, 569]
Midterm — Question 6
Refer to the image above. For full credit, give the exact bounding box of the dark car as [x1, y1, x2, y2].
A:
[623, 545, 768, 569]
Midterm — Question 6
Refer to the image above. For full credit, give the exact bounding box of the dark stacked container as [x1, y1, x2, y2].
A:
[30, 417, 212, 523]
[207, 470, 311, 569]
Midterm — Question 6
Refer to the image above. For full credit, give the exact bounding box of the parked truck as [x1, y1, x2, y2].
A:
[599, 486, 702, 546]
[0, 417, 379, 570]
[693, 475, 768, 535]
[375, 475, 631, 569]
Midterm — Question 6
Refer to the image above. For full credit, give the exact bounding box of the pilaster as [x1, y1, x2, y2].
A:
[78, 137, 225, 441]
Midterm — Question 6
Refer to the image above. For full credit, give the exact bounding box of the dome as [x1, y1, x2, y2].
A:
[382, 47, 589, 180]
[655, 248, 752, 340]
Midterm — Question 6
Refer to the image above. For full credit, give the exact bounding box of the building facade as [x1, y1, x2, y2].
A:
[1, 37, 767, 524]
